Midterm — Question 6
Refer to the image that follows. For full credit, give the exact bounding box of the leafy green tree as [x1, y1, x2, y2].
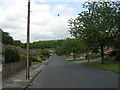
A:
[68, 1, 119, 63]
[1, 29, 13, 45]
[56, 46, 68, 56]
[56, 38, 87, 60]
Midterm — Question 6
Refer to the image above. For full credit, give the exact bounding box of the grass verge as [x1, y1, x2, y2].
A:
[81, 62, 119, 72]
[32, 61, 39, 65]
[68, 59, 82, 61]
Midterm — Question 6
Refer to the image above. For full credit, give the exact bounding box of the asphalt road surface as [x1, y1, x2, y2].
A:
[29, 54, 118, 88]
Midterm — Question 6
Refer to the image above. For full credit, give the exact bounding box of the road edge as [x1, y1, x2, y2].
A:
[23, 60, 49, 89]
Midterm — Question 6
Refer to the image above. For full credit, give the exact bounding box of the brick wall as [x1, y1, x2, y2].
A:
[2, 60, 26, 78]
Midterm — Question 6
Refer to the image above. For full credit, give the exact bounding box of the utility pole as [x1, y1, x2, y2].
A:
[26, 0, 31, 80]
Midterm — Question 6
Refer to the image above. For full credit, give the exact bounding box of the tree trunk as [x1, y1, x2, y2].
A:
[29, 58, 31, 66]
[88, 58, 89, 62]
[73, 53, 76, 60]
[86, 54, 89, 62]
[100, 44, 104, 64]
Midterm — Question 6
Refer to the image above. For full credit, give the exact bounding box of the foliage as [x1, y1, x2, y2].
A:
[13, 40, 24, 47]
[56, 46, 67, 56]
[29, 56, 45, 63]
[1, 29, 13, 45]
[41, 49, 50, 58]
[108, 49, 120, 62]
[4, 48, 20, 63]
[68, 1, 119, 63]
[0, 29, 2, 42]
[29, 56, 39, 62]
[37, 57, 42, 62]
[27, 40, 64, 49]
[20, 54, 27, 60]
[56, 38, 87, 60]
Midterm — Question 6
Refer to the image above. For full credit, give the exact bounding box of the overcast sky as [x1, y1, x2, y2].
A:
[0, 0, 88, 43]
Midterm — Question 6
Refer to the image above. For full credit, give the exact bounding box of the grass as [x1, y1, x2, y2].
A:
[32, 61, 40, 65]
[82, 62, 119, 72]
[68, 59, 82, 61]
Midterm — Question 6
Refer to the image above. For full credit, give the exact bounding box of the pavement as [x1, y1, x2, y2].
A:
[0, 64, 2, 72]
[2, 59, 49, 89]
[29, 54, 118, 88]
[71, 59, 100, 63]
[0, 72, 2, 90]
[66, 57, 101, 63]
[0, 64, 2, 90]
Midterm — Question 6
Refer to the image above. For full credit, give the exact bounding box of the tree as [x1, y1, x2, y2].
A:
[13, 40, 24, 47]
[68, 1, 119, 64]
[1, 29, 13, 45]
[28, 40, 65, 49]
[41, 49, 50, 59]
[57, 38, 87, 60]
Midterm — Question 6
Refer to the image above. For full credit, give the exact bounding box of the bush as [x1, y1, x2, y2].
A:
[29, 56, 42, 63]
[20, 54, 27, 60]
[4, 48, 20, 63]
[30, 56, 37, 62]
[37, 57, 42, 63]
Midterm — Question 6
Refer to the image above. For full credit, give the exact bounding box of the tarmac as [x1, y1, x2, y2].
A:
[2, 59, 49, 89]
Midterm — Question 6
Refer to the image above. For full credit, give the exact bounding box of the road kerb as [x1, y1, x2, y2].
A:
[23, 69, 42, 89]
[23, 61, 49, 89]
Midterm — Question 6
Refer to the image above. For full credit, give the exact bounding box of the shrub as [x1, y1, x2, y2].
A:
[20, 54, 27, 60]
[37, 57, 42, 63]
[4, 48, 20, 63]
[30, 56, 37, 62]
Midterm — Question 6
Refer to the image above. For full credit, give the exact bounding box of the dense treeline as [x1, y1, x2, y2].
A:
[29, 40, 64, 49]
[1, 28, 65, 49]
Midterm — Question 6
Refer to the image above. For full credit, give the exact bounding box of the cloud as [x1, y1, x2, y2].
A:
[34, 0, 119, 2]
[0, 0, 77, 43]
[34, 0, 87, 2]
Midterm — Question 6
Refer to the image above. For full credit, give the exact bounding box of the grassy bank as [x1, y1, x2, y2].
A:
[82, 62, 119, 72]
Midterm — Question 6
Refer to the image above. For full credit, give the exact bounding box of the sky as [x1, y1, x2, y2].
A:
[1, 0, 117, 43]
[0, 0, 87, 43]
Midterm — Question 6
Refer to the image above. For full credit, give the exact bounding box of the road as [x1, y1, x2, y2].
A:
[29, 54, 118, 88]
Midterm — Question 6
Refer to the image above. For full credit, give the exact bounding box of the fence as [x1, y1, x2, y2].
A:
[2, 60, 26, 78]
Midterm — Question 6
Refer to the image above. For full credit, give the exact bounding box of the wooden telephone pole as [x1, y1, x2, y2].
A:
[26, 0, 31, 80]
